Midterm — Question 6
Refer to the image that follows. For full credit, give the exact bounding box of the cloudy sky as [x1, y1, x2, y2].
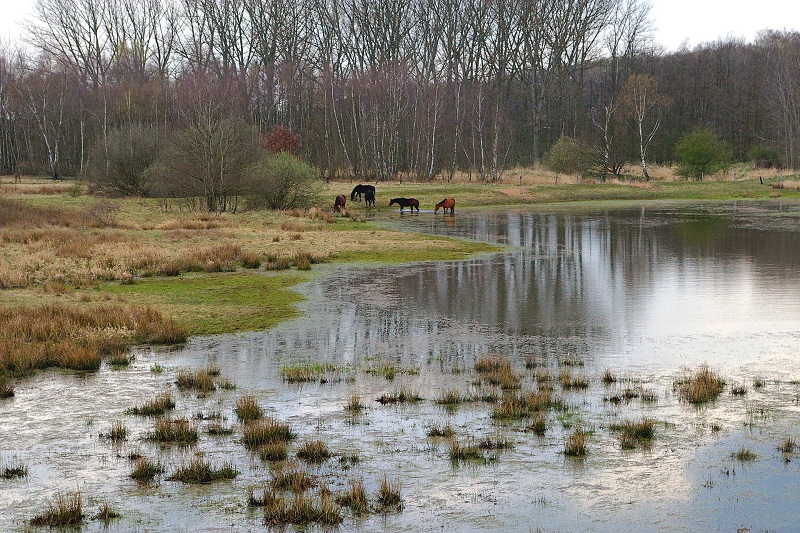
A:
[0, 0, 798, 52]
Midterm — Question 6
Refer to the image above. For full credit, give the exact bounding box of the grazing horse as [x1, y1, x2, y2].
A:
[434, 197, 455, 214]
[333, 194, 347, 213]
[364, 188, 375, 207]
[389, 197, 419, 212]
[351, 184, 375, 202]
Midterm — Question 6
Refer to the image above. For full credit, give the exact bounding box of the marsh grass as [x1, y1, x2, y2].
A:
[242, 418, 296, 449]
[146, 418, 198, 445]
[675, 365, 725, 404]
[376, 475, 403, 511]
[475, 355, 511, 374]
[0, 377, 14, 398]
[732, 446, 757, 462]
[780, 437, 796, 453]
[335, 480, 369, 514]
[29, 491, 84, 527]
[130, 458, 165, 482]
[564, 428, 589, 457]
[0, 304, 186, 378]
[1, 456, 28, 479]
[376, 386, 423, 404]
[167, 457, 238, 483]
[364, 361, 420, 380]
[296, 440, 332, 463]
[281, 362, 339, 383]
[478, 435, 513, 450]
[617, 419, 656, 449]
[92, 501, 121, 522]
[206, 423, 234, 436]
[259, 441, 289, 462]
[435, 389, 465, 406]
[126, 393, 175, 416]
[753, 377, 765, 389]
[448, 439, 486, 462]
[176, 366, 217, 392]
[150, 362, 164, 373]
[270, 464, 317, 492]
[102, 420, 128, 441]
[345, 394, 365, 412]
[601, 369, 617, 384]
[559, 355, 584, 367]
[526, 413, 547, 436]
[263, 491, 343, 526]
[234, 395, 264, 422]
[108, 353, 132, 367]
[474, 356, 521, 389]
[427, 423, 456, 438]
[491, 390, 562, 420]
[559, 369, 589, 390]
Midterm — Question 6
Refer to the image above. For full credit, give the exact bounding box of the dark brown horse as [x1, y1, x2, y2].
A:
[333, 194, 347, 213]
[389, 197, 419, 212]
[434, 197, 455, 214]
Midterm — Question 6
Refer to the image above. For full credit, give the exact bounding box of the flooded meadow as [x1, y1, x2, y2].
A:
[2, 201, 800, 531]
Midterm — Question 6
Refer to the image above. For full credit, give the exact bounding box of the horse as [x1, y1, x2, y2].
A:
[434, 197, 455, 214]
[364, 188, 375, 207]
[389, 197, 419, 212]
[333, 194, 347, 213]
[351, 184, 375, 202]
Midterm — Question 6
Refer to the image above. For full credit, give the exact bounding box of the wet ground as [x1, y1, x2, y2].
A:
[2, 200, 800, 531]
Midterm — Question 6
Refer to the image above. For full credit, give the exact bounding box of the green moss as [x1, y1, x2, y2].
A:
[335, 235, 498, 263]
[103, 272, 308, 335]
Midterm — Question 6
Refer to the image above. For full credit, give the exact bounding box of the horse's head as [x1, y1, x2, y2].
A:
[434, 204, 440, 213]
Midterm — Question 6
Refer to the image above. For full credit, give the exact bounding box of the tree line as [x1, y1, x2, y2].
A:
[1, 0, 799, 199]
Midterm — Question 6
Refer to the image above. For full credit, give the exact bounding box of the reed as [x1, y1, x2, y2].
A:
[435, 389, 465, 406]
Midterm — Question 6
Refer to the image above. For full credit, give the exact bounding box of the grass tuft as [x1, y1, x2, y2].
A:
[732, 446, 757, 462]
[427, 423, 456, 438]
[126, 393, 175, 416]
[167, 457, 238, 483]
[234, 395, 263, 422]
[376, 386, 423, 404]
[675, 365, 725, 404]
[617, 418, 656, 449]
[29, 491, 83, 527]
[262, 491, 343, 526]
[296, 440, 332, 464]
[376, 475, 403, 511]
[491, 389, 562, 420]
[0, 377, 14, 398]
[1, 456, 28, 479]
[435, 389, 465, 406]
[258, 440, 289, 462]
[270, 464, 317, 492]
[102, 420, 128, 441]
[564, 428, 589, 457]
[335, 479, 369, 514]
[241, 417, 296, 449]
[176, 366, 217, 392]
[345, 394, 365, 412]
[146, 418, 198, 445]
[780, 437, 796, 453]
[92, 501, 121, 522]
[130, 458, 165, 482]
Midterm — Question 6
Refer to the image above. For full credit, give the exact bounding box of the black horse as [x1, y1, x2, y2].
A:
[364, 188, 375, 207]
[389, 197, 419, 212]
[351, 184, 376, 202]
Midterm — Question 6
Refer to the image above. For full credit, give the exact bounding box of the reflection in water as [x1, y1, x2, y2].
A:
[2, 202, 800, 531]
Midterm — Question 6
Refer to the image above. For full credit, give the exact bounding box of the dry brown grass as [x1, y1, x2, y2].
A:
[675, 365, 725, 404]
[0, 303, 185, 377]
[491, 389, 561, 420]
[564, 428, 589, 457]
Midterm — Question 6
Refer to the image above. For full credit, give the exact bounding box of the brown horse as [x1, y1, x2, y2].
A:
[333, 194, 347, 213]
[434, 197, 455, 214]
[389, 197, 419, 212]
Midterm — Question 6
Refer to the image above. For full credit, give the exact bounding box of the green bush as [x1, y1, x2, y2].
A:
[246, 152, 320, 209]
[675, 128, 733, 180]
[543, 136, 596, 178]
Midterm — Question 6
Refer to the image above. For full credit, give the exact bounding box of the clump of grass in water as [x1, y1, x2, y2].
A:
[345, 394, 364, 412]
[564, 428, 589, 457]
[526, 413, 547, 436]
[0, 377, 15, 399]
[376, 386, 423, 404]
[363, 361, 419, 380]
[448, 439, 486, 463]
[478, 435, 513, 450]
[130, 458, 165, 482]
[259, 440, 289, 461]
[732, 446, 757, 462]
[601, 369, 617, 385]
[297, 440, 332, 464]
[780, 437, 796, 453]
[435, 389, 465, 406]
[270, 464, 317, 492]
[146, 418, 198, 445]
[559, 369, 589, 390]
[241, 417, 296, 449]
[102, 420, 128, 441]
[176, 366, 217, 392]
[335, 479, 369, 514]
[617, 418, 656, 449]
[491, 390, 562, 420]
[675, 365, 725, 404]
[263, 491, 343, 526]
[234, 395, 263, 422]
[281, 362, 337, 383]
[29, 491, 83, 527]
[150, 362, 164, 373]
[559, 355, 584, 367]
[92, 501, 121, 522]
[427, 423, 456, 438]
[753, 376, 765, 389]
[108, 353, 132, 367]
[167, 457, 238, 483]
[126, 393, 175, 416]
[1, 456, 28, 479]
[206, 423, 234, 436]
[376, 475, 403, 511]
[731, 383, 747, 396]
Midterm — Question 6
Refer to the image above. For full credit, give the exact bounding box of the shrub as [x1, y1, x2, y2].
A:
[246, 152, 320, 210]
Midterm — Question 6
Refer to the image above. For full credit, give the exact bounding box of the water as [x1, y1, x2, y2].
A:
[2, 201, 800, 531]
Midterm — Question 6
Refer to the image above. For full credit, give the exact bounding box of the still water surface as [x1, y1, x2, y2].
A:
[2, 201, 800, 531]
